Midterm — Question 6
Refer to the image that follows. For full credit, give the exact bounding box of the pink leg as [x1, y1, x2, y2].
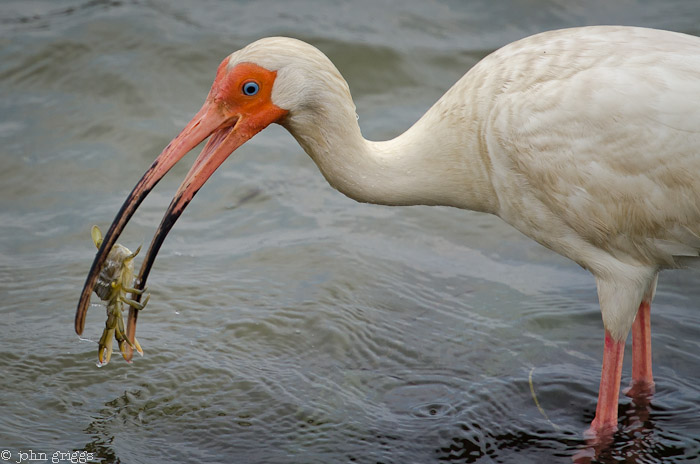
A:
[587, 330, 625, 438]
[626, 301, 655, 399]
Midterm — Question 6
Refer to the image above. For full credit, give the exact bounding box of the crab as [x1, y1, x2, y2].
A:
[90, 225, 149, 365]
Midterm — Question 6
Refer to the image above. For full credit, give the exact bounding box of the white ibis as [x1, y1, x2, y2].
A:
[75, 26, 700, 439]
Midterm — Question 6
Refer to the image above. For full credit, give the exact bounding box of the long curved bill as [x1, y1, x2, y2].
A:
[120, 112, 247, 360]
[75, 62, 287, 362]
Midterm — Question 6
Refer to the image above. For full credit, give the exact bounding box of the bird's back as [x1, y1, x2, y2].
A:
[431, 26, 700, 273]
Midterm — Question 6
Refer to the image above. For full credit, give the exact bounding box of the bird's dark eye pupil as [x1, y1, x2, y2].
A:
[243, 82, 259, 96]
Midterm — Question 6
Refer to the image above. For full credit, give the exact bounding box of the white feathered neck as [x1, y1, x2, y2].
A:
[226, 36, 498, 213]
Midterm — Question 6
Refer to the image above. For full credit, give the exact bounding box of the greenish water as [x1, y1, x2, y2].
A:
[1, 1, 699, 463]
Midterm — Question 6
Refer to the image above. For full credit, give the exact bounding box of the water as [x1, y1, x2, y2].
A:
[1, 1, 699, 463]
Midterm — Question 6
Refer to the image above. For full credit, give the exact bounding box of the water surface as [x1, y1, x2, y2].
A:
[1, 1, 700, 463]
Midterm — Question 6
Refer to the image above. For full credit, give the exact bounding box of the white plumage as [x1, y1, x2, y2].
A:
[229, 27, 700, 339]
[227, 26, 700, 436]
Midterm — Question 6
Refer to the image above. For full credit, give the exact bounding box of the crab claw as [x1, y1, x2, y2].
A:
[117, 335, 143, 361]
[112, 309, 143, 361]
[124, 244, 142, 262]
[132, 337, 144, 357]
[98, 327, 115, 366]
[121, 293, 149, 359]
[91, 225, 104, 249]
[120, 294, 149, 311]
[123, 285, 147, 295]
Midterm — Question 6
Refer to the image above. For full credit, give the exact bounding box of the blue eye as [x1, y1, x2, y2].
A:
[242, 81, 259, 96]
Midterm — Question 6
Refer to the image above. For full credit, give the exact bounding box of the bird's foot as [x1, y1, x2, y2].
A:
[584, 417, 617, 445]
[623, 380, 655, 405]
[571, 420, 617, 463]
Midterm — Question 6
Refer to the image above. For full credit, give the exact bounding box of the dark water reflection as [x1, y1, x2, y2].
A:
[1, 1, 700, 463]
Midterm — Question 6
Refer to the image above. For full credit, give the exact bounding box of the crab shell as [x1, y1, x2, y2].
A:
[92, 244, 136, 302]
